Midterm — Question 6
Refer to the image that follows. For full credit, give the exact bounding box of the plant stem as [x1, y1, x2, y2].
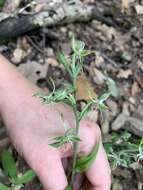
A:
[70, 77, 80, 186]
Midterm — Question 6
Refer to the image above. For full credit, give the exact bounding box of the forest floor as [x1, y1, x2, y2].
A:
[0, 0, 143, 190]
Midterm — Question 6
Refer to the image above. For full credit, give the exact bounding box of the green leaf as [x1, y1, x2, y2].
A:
[14, 170, 36, 185]
[50, 134, 81, 148]
[34, 86, 75, 106]
[106, 77, 120, 98]
[78, 101, 93, 121]
[104, 131, 139, 168]
[0, 0, 5, 8]
[98, 102, 108, 112]
[65, 185, 72, 190]
[57, 53, 69, 67]
[74, 141, 100, 173]
[50, 142, 63, 148]
[0, 183, 10, 190]
[2, 150, 17, 179]
[137, 138, 143, 161]
[75, 40, 85, 52]
[57, 53, 73, 77]
[50, 128, 81, 148]
[71, 33, 85, 54]
[75, 62, 83, 77]
[99, 92, 111, 103]
[81, 50, 94, 57]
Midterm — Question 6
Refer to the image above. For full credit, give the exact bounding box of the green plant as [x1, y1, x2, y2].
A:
[0, 150, 36, 189]
[104, 73, 120, 99]
[104, 132, 143, 169]
[137, 138, 143, 161]
[35, 34, 111, 189]
[0, 0, 5, 9]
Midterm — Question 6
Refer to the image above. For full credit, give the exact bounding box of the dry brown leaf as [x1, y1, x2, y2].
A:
[100, 110, 110, 135]
[121, 0, 129, 12]
[117, 69, 132, 79]
[122, 102, 130, 115]
[11, 38, 31, 64]
[135, 4, 143, 15]
[137, 60, 143, 71]
[131, 81, 140, 96]
[96, 24, 116, 41]
[47, 57, 61, 67]
[76, 74, 97, 101]
[12, 48, 27, 63]
[17, 61, 49, 84]
[93, 68, 105, 85]
[20, 37, 31, 51]
[94, 52, 104, 67]
[106, 99, 119, 117]
[135, 69, 143, 88]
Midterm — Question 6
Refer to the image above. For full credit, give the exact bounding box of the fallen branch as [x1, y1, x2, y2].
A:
[0, 0, 116, 38]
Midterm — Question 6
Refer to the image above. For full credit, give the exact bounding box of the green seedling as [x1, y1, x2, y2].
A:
[105, 75, 120, 99]
[35, 33, 110, 189]
[0, 150, 36, 190]
[137, 138, 143, 161]
[104, 132, 142, 169]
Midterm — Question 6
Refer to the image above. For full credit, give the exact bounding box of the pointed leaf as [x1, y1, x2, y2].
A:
[99, 92, 111, 103]
[0, 183, 10, 190]
[14, 170, 36, 185]
[57, 53, 69, 67]
[106, 77, 120, 98]
[98, 102, 108, 112]
[0, 0, 5, 8]
[2, 150, 17, 179]
[74, 141, 100, 173]
[50, 142, 63, 148]
[71, 33, 85, 54]
[81, 50, 94, 57]
[78, 101, 93, 121]
[50, 134, 81, 148]
[65, 185, 72, 190]
[68, 135, 81, 142]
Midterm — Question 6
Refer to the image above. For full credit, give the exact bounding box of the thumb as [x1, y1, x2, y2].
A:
[27, 143, 68, 190]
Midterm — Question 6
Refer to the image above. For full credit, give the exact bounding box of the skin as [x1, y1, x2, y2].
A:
[0, 54, 111, 190]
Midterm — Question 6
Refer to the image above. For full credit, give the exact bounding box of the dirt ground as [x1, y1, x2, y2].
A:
[0, 0, 143, 189]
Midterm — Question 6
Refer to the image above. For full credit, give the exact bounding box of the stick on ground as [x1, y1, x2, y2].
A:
[0, 0, 116, 38]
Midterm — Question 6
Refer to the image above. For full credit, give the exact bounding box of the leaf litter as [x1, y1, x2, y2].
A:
[0, 0, 143, 189]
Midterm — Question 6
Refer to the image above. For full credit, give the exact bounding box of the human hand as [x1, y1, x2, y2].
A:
[0, 55, 111, 190]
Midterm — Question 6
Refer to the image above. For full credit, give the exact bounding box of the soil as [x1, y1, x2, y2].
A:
[0, 0, 143, 190]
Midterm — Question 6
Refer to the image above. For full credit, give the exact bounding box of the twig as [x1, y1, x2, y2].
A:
[0, 0, 117, 38]
[26, 35, 43, 54]
[102, 54, 120, 68]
